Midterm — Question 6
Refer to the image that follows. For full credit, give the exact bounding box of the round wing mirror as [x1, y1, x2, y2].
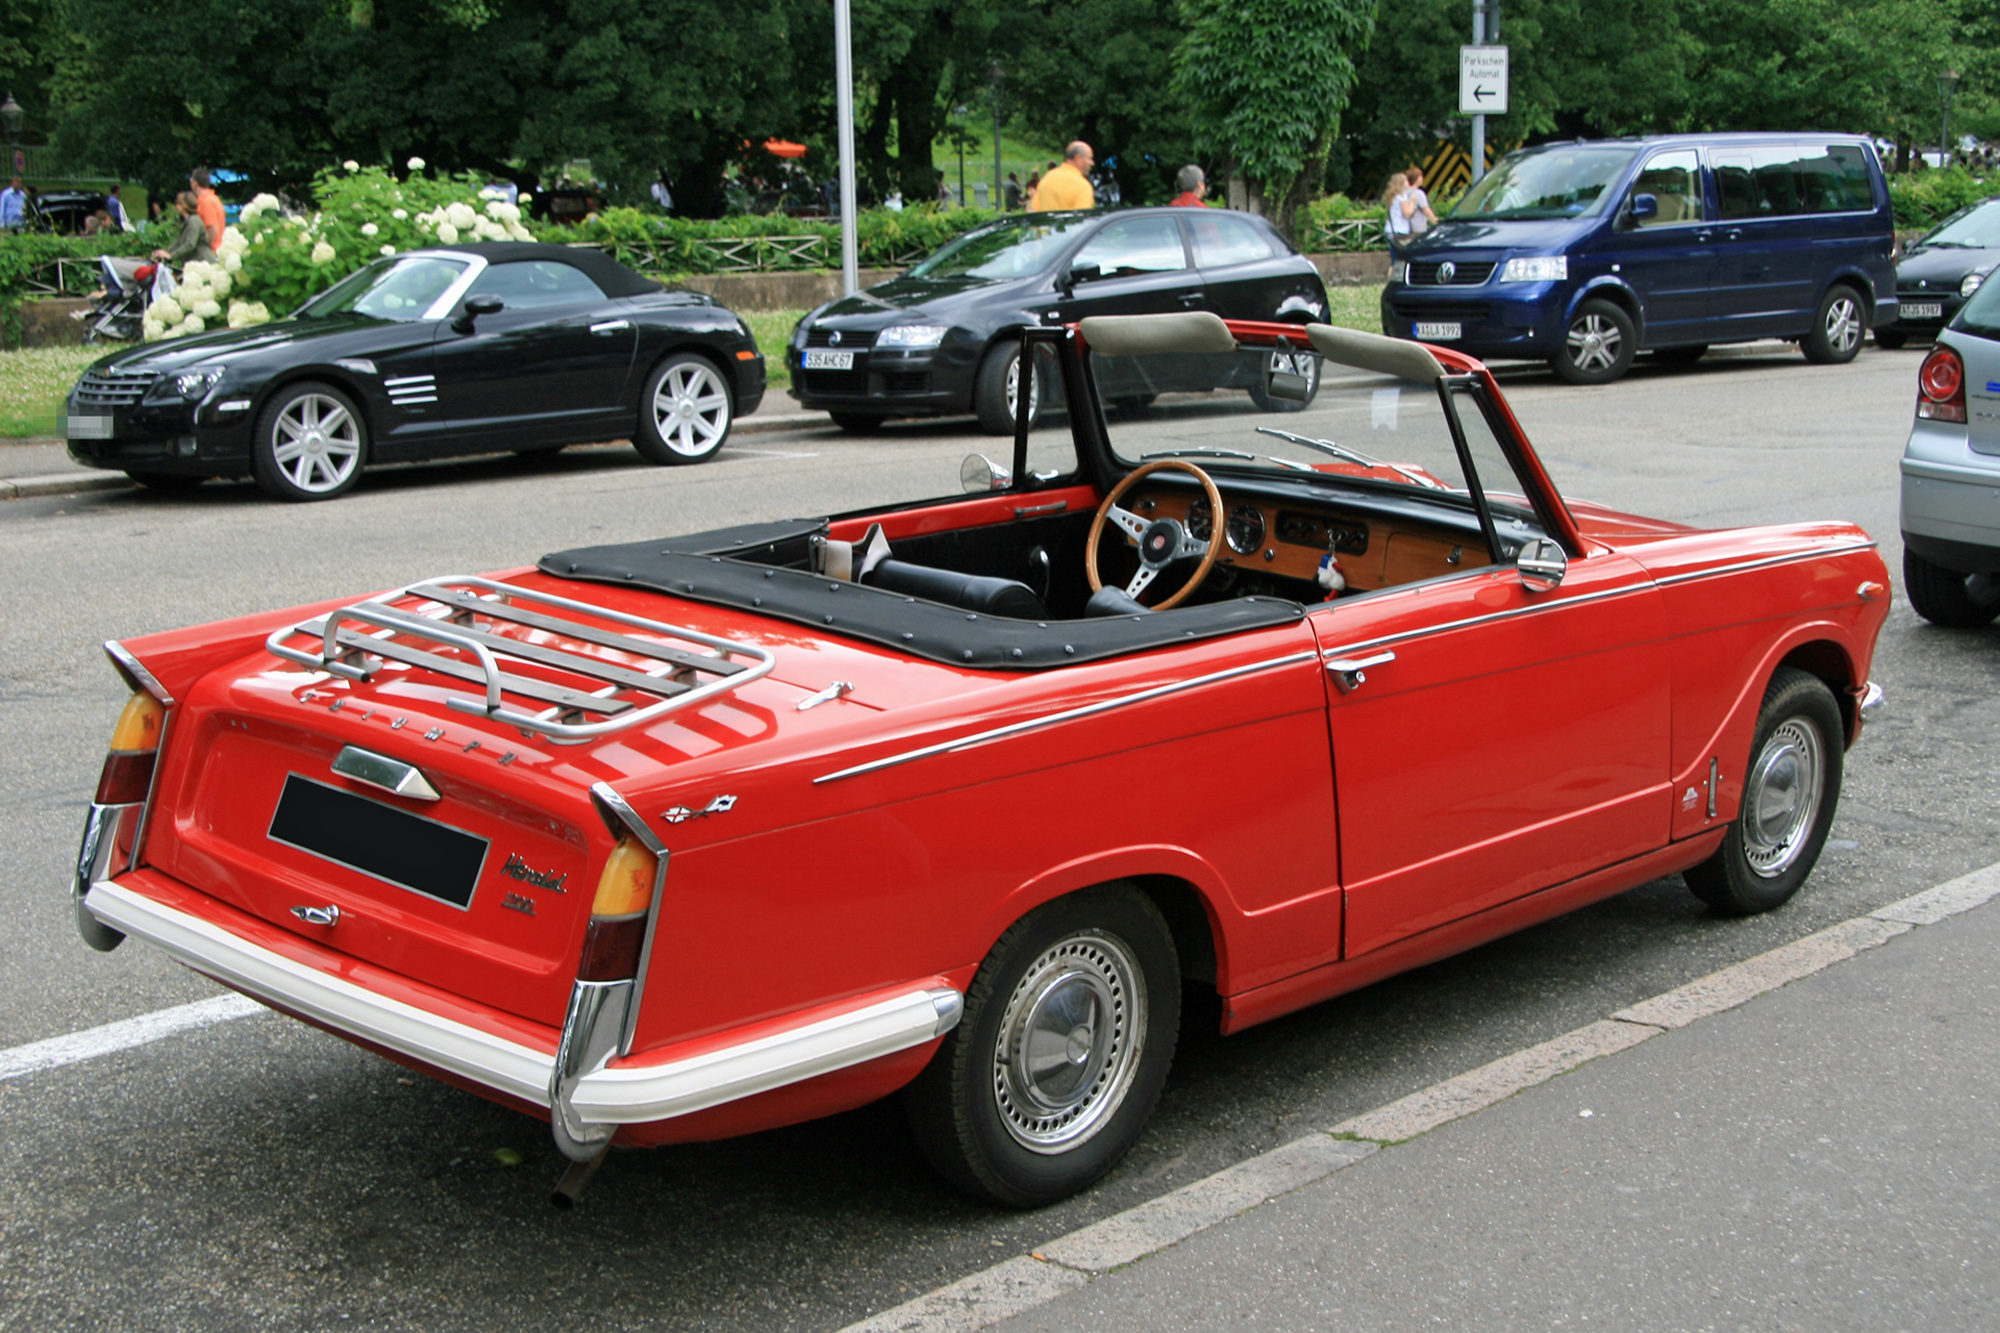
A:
[961, 453, 1012, 494]
[1517, 537, 1567, 592]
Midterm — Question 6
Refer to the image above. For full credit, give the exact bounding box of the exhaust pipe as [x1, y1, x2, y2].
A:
[550, 1149, 607, 1210]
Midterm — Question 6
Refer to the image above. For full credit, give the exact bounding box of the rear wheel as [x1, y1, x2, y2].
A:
[1246, 345, 1322, 411]
[1873, 329, 1908, 351]
[251, 382, 366, 501]
[1904, 548, 2000, 626]
[124, 470, 203, 492]
[1550, 299, 1636, 385]
[973, 341, 1040, 436]
[828, 410, 887, 433]
[904, 884, 1180, 1207]
[1684, 667, 1842, 916]
[1803, 285, 1866, 364]
[634, 353, 733, 465]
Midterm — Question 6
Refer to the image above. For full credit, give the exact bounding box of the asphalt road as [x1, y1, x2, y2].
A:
[3, 341, 1994, 1332]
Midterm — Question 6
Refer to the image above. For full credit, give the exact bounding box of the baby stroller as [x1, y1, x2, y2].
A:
[75, 255, 176, 344]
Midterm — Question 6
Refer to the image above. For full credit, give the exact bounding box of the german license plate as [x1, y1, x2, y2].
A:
[66, 413, 113, 439]
[1902, 302, 1942, 320]
[803, 349, 855, 370]
[1413, 322, 1462, 341]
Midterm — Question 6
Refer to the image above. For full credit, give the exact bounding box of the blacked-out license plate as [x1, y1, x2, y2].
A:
[268, 774, 490, 909]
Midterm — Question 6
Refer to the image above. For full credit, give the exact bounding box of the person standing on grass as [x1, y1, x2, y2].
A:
[1030, 142, 1095, 212]
[190, 168, 224, 252]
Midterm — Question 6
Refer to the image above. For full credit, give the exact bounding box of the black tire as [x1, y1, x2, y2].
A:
[633, 352, 733, 465]
[1873, 329, 1908, 351]
[1652, 343, 1708, 365]
[904, 884, 1181, 1207]
[973, 340, 1040, 436]
[1904, 547, 2000, 627]
[251, 382, 367, 502]
[1802, 285, 1866, 365]
[1246, 346, 1322, 412]
[124, 470, 203, 492]
[1549, 299, 1637, 385]
[1684, 667, 1843, 916]
[828, 410, 887, 433]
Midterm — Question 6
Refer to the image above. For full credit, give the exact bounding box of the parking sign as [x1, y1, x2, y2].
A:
[1459, 46, 1510, 116]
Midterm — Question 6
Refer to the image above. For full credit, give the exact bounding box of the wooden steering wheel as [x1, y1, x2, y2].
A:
[1086, 459, 1227, 611]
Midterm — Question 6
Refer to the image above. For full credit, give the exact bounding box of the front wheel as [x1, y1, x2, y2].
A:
[973, 341, 1040, 436]
[1684, 667, 1843, 916]
[1803, 285, 1865, 364]
[634, 353, 733, 465]
[904, 884, 1180, 1207]
[1549, 299, 1637, 385]
[1904, 547, 2000, 627]
[251, 382, 367, 501]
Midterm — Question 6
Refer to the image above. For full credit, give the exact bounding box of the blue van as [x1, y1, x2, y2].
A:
[1381, 134, 1897, 384]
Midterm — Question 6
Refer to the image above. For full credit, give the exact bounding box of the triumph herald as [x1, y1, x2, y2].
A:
[73, 312, 1889, 1207]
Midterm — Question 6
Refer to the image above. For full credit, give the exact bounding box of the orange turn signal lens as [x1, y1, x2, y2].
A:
[109, 692, 166, 753]
[591, 840, 658, 918]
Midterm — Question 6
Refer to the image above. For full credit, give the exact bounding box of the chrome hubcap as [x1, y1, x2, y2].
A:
[271, 394, 360, 492]
[1566, 314, 1622, 372]
[653, 361, 731, 456]
[993, 931, 1145, 1153]
[1826, 298, 1860, 354]
[1742, 716, 1825, 878]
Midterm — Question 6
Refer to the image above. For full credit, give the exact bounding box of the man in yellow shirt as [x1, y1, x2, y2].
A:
[1030, 142, 1096, 212]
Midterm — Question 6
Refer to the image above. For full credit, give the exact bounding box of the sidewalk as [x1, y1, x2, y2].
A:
[856, 870, 2000, 1332]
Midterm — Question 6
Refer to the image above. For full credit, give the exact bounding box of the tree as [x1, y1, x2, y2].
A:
[1172, 0, 1377, 235]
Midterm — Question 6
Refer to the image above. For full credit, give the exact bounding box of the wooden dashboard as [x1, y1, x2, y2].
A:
[1125, 487, 1490, 593]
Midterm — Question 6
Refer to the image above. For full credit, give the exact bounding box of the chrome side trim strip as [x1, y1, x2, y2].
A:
[568, 986, 964, 1124]
[1318, 581, 1649, 660]
[813, 650, 1319, 784]
[1652, 541, 1877, 588]
[103, 640, 173, 705]
[85, 879, 553, 1107]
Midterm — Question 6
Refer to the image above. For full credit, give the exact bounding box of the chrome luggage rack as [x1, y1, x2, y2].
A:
[265, 575, 775, 744]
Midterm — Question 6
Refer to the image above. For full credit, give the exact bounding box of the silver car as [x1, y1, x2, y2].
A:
[1901, 289, 2000, 625]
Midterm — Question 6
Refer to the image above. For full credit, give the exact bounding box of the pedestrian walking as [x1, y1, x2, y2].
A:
[190, 167, 224, 252]
[0, 175, 26, 229]
[104, 184, 135, 232]
[153, 191, 217, 267]
[1004, 172, 1022, 210]
[1170, 165, 1207, 207]
[1382, 171, 1412, 248]
[1403, 165, 1438, 236]
[1030, 142, 1095, 212]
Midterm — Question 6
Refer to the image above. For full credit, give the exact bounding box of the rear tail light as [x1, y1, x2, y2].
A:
[95, 691, 165, 804]
[577, 839, 659, 982]
[1918, 346, 1967, 423]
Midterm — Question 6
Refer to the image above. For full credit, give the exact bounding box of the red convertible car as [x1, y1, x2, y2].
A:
[73, 313, 1888, 1208]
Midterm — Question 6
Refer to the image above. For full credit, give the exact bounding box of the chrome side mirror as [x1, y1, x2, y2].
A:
[961, 453, 1011, 493]
[1517, 537, 1567, 592]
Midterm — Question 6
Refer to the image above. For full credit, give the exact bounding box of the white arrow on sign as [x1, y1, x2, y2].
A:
[1459, 45, 1510, 117]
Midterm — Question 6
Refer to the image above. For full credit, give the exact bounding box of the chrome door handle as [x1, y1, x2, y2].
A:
[291, 904, 340, 927]
[590, 319, 632, 335]
[1323, 650, 1396, 694]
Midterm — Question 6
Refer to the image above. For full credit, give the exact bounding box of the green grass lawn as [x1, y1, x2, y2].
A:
[0, 345, 108, 438]
[742, 308, 807, 397]
[1325, 283, 1384, 333]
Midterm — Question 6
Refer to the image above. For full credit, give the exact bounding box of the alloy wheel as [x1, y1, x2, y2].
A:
[1566, 313, 1624, 374]
[652, 360, 731, 457]
[271, 393, 362, 494]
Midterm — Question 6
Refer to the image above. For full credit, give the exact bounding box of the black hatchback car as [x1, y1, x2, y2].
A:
[787, 208, 1329, 434]
[65, 242, 764, 501]
[1876, 196, 2000, 349]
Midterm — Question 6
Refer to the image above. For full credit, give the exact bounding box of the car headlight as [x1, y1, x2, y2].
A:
[1962, 271, 1987, 299]
[1498, 256, 1569, 283]
[175, 370, 222, 399]
[875, 324, 950, 349]
[1389, 260, 1408, 284]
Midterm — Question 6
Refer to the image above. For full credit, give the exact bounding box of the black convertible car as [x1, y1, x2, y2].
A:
[788, 208, 1330, 434]
[64, 243, 764, 500]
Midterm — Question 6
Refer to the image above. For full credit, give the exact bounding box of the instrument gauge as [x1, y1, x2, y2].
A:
[1185, 498, 1213, 542]
[1226, 504, 1266, 555]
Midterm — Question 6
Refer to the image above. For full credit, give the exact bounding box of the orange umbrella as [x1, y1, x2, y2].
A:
[763, 139, 808, 159]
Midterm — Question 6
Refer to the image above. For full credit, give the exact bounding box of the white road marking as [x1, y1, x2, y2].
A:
[725, 447, 822, 459]
[0, 994, 262, 1082]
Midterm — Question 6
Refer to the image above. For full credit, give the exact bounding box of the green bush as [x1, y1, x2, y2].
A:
[567, 206, 1003, 276]
[1889, 168, 1997, 231]
[0, 226, 175, 299]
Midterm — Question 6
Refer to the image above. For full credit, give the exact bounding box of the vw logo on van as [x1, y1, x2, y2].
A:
[1436, 262, 1457, 285]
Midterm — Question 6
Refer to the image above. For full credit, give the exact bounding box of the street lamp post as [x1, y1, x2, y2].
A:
[987, 63, 1004, 210]
[1940, 69, 1961, 171]
[1, 92, 22, 179]
[954, 105, 967, 206]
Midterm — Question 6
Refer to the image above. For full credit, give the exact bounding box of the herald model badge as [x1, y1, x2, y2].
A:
[501, 853, 567, 893]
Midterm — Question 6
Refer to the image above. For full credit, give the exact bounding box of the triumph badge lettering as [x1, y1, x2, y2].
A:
[501, 852, 567, 893]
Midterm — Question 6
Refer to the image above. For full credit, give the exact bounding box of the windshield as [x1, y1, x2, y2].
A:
[1452, 146, 1638, 221]
[1920, 200, 2000, 250]
[907, 215, 1099, 281]
[1954, 272, 2000, 339]
[297, 255, 469, 321]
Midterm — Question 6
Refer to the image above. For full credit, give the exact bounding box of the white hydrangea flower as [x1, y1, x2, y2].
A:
[518, 192, 533, 205]
[408, 156, 425, 170]
[150, 296, 184, 325]
[310, 240, 336, 265]
[391, 208, 407, 220]
[223, 251, 243, 273]
[380, 244, 396, 256]
[445, 202, 477, 230]
[208, 270, 232, 298]
[361, 222, 379, 236]
[192, 298, 222, 319]
[181, 314, 205, 334]
[343, 160, 359, 171]
[435, 222, 459, 244]
[506, 222, 532, 241]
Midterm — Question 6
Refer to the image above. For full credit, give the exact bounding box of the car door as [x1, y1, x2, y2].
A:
[1610, 148, 1714, 347]
[1306, 383, 1673, 958]
[1183, 211, 1303, 321]
[1058, 214, 1205, 399]
[430, 259, 638, 450]
[1708, 145, 1820, 339]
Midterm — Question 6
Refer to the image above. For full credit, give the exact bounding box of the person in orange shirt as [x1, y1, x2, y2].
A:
[190, 167, 224, 252]
[1029, 142, 1096, 212]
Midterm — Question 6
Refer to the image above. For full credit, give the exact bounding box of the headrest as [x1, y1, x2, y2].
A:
[1306, 324, 1446, 382]
[1079, 311, 1237, 356]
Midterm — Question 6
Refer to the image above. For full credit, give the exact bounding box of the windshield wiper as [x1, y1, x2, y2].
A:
[1265, 455, 1315, 471]
[1256, 426, 1453, 491]
[1140, 447, 1256, 461]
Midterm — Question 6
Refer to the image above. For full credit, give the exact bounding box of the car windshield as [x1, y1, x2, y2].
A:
[906, 215, 1099, 281]
[296, 255, 469, 321]
[1919, 200, 2000, 249]
[1451, 146, 1638, 220]
[1954, 273, 2000, 339]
